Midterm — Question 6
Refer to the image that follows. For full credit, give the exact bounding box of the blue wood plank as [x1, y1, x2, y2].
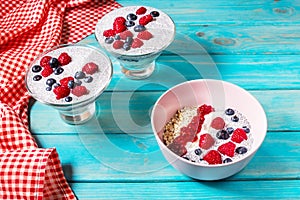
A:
[71, 180, 300, 199]
[33, 131, 300, 182]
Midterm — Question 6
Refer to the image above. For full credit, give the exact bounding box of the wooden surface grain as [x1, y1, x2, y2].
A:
[29, 0, 300, 199]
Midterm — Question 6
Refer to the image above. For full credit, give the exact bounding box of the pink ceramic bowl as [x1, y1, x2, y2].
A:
[151, 79, 267, 180]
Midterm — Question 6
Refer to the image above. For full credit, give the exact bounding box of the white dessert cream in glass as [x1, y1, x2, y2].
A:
[26, 44, 112, 124]
[95, 6, 175, 79]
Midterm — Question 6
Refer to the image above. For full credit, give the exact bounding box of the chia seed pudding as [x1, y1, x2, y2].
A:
[95, 6, 175, 56]
[163, 104, 253, 165]
[26, 45, 112, 106]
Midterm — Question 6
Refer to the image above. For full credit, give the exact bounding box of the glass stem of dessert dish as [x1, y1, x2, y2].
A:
[26, 44, 112, 125]
[95, 6, 175, 80]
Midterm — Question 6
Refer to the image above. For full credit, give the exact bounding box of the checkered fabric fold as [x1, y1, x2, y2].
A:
[0, 0, 120, 199]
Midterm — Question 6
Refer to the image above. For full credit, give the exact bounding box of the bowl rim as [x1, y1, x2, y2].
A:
[151, 79, 268, 168]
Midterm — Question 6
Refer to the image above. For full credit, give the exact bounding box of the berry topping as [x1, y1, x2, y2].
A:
[33, 75, 42, 81]
[84, 76, 93, 83]
[150, 11, 160, 17]
[125, 36, 133, 44]
[131, 38, 144, 48]
[226, 127, 234, 134]
[136, 6, 147, 15]
[40, 56, 51, 68]
[210, 117, 225, 130]
[65, 96, 73, 102]
[114, 16, 126, 24]
[231, 115, 239, 122]
[49, 57, 60, 68]
[54, 67, 64, 75]
[199, 133, 215, 150]
[74, 79, 82, 86]
[194, 148, 202, 156]
[139, 14, 153, 26]
[127, 13, 137, 21]
[103, 29, 116, 37]
[123, 43, 131, 51]
[59, 76, 74, 87]
[105, 37, 114, 44]
[216, 130, 230, 140]
[46, 78, 56, 86]
[218, 142, 236, 157]
[75, 71, 85, 79]
[223, 158, 232, 163]
[225, 108, 235, 115]
[53, 83, 60, 88]
[198, 104, 214, 115]
[41, 66, 53, 77]
[71, 85, 88, 97]
[235, 146, 248, 154]
[137, 30, 153, 40]
[53, 85, 70, 100]
[119, 30, 134, 40]
[133, 25, 146, 32]
[58, 52, 71, 65]
[113, 40, 125, 49]
[68, 80, 75, 89]
[231, 128, 248, 143]
[46, 87, 52, 91]
[203, 150, 222, 165]
[113, 23, 127, 33]
[82, 62, 98, 75]
[243, 126, 250, 133]
[125, 20, 135, 27]
[32, 65, 42, 73]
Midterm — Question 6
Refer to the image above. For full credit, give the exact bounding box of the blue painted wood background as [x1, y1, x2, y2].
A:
[29, 0, 300, 199]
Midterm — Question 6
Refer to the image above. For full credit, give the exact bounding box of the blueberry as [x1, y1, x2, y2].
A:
[125, 20, 135, 27]
[125, 36, 133, 44]
[243, 126, 250, 133]
[216, 130, 230, 140]
[75, 71, 85, 79]
[33, 75, 42, 81]
[46, 86, 52, 91]
[84, 76, 93, 83]
[49, 57, 60, 68]
[223, 158, 232, 163]
[75, 79, 82, 86]
[46, 78, 56, 86]
[114, 35, 121, 40]
[105, 37, 114, 44]
[225, 108, 235, 116]
[194, 148, 202, 156]
[150, 11, 160, 17]
[236, 147, 247, 154]
[226, 127, 234, 134]
[53, 83, 60, 88]
[134, 25, 146, 32]
[231, 115, 239, 122]
[123, 43, 131, 51]
[68, 80, 75, 89]
[54, 67, 64, 75]
[127, 13, 137, 21]
[65, 96, 73, 102]
[32, 65, 42, 73]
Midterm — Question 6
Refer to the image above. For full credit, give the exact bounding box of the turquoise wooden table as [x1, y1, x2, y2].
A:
[29, 0, 300, 199]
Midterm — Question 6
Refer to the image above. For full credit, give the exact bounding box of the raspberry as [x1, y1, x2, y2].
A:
[198, 104, 214, 115]
[59, 76, 74, 87]
[119, 30, 133, 40]
[137, 30, 153, 40]
[58, 52, 71, 66]
[203, 150, 222, 165]
[41, 66, 53, 77]
[82, 62, 98, 75]
[114, 16, 126, 24]
[139, 14, 153, 26]
[103, 29, 116, 37]
[231, 128, 248, 143]
[40, 56, 51, 68]
[131, 38, 144, 48]
[218, 142, 236, 157]
[136, 6, 147, 15]
[113, 40, 124, 49]
[199, 133, 215, 150]
[114, 24, 127, 33]
[53, 86, 70, 100]
[72, 85, 88, 97]
[210, 117, 225, 130]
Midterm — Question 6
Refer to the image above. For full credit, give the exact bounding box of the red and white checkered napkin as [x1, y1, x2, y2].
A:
[0, 0, 120, 199]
